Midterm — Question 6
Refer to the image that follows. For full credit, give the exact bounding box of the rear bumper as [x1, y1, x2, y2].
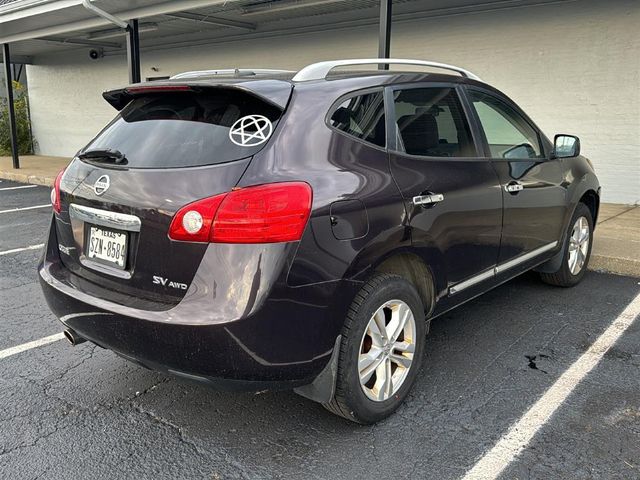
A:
[39, 218, 361, 389]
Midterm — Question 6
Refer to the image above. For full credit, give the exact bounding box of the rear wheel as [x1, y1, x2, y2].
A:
[540, 203, 593, 287]
[324, 273, 426, 424]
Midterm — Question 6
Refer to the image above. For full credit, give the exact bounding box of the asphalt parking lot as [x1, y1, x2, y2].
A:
[1, 179, 639, 480]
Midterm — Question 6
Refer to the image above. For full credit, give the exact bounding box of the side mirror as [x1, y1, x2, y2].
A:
[553, 134, 580, 158]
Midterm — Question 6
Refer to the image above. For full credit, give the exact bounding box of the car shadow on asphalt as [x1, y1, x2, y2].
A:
[40, 271, 640, 479]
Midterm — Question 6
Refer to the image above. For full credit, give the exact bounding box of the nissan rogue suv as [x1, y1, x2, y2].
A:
[39, 59, 600, 424]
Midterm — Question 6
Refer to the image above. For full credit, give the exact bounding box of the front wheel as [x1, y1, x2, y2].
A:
[540, 202, 593, 287]
[324, 273, 426, 424]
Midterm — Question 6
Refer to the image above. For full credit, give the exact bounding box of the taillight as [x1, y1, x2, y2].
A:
[168, 182, 312, 244]
[51, 168, 66, 214]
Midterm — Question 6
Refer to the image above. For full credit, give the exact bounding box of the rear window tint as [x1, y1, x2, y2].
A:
[83, 90, 282, 168]
[329, 91, 386, 148]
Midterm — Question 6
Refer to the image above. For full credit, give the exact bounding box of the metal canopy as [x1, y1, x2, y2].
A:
[0, 0, 561, 167]
[1, 0, 561, 59]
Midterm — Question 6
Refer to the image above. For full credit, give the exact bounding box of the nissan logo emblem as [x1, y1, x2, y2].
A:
[93, 175, 110, 196]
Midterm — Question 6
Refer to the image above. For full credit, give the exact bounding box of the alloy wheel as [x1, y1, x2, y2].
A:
[358, 300, 416, 402]
[568, 216, 590, 275]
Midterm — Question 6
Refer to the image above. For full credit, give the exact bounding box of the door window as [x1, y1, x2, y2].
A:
[468, 90, 543, 159]
[393, 87, 475, 157]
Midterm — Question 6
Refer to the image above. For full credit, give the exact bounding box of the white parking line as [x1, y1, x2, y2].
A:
[0, 185, 38, 191]
[0, 333, 65, 360]
[0, 244, 45, 256]
[0, 204, 51, 214]
[462, 291, 640, 480]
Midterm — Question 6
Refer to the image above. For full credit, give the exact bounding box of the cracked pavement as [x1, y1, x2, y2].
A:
[1, 181, 639, 479]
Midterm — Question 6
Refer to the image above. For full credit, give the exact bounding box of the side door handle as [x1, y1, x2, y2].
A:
[412, 193, 445, 206]
[505, 182, 524, 194]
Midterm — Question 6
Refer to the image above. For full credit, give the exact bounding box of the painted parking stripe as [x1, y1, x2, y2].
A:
[0, 333, 65, 360]
[461, 291, 640, 480]
[0, 204, 51, 214]
[0, 185, 38, 191]
[0, 244, 45, 256]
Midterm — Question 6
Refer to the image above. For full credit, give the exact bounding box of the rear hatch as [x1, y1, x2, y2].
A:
[55, 83, 290, 310]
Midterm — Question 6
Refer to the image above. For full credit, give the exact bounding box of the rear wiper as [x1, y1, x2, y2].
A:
[78, 148, 128, 165]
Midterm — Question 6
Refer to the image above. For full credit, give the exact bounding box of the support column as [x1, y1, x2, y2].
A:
[126, 19, 141, 84]
[378, 0, 392, 69]
[2, 44, 19, 169]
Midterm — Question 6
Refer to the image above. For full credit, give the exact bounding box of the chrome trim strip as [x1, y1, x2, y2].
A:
[448, 241, 558, 295]
[69, 203, 141, 232]
[495, 241, 558, 274]
[449, 268, 494, 295]
[79, 257, 133, 279]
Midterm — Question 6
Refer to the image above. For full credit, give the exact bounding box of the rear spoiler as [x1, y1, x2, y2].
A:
[102, 79, 293, 111]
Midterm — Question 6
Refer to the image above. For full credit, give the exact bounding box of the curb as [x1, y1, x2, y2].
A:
[0, 171, 55, 187]
[589, 255, 640, 279]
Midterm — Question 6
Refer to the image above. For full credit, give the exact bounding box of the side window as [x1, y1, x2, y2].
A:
[468, 90, 543, 159]
[393, 87, 475, 157]
[329, 91, 386, 147]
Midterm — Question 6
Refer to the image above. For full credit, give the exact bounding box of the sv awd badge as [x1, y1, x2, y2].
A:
[153, 275, 188, 290]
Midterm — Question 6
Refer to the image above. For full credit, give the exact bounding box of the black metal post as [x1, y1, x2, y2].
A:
[378, 0, 392, 69]
[3, 44, 19, 169]
[126, 19, 141, 84]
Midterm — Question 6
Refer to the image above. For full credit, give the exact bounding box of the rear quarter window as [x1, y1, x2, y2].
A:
[83, 90, 282, 168]
[328, 91, 386, 148]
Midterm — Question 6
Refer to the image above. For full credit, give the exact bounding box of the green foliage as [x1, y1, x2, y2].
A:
[0, 80, 35, 155]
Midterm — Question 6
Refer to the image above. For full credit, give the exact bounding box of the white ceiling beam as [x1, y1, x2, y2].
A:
[38, 36, 122, 48]
[0, 0, 84, 24]
[0, 0, 242, 44]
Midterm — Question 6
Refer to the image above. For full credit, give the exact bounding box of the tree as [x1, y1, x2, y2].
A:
[0, 80, 35, 155]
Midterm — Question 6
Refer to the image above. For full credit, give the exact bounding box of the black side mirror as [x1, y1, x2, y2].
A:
[553, 134, 580, 158]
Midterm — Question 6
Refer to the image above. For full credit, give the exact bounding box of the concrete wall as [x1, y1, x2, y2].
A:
[26, 0, 639, 204]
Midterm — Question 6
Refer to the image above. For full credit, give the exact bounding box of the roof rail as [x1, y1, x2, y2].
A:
[292, 58, 481, 82]
[170, 69, 294, 79]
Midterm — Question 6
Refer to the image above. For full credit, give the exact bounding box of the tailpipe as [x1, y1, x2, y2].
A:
[63, 328, 86, 346]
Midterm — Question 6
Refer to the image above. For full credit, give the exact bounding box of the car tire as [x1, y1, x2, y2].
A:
[540, 202, 593, 288]
[324, 273, 426, 424]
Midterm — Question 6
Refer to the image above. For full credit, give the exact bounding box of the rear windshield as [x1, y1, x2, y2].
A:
[83, 90, 282, 168]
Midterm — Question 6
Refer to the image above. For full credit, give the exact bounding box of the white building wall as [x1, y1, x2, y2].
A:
[26, 0, 639, 204]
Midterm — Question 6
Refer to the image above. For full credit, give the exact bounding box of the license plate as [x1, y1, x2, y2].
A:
[86, 226, 127, 269]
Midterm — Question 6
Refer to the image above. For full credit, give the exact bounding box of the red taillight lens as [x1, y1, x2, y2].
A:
[213, 182, 313, 243]
[51, 168, 65, 214]
[168, 182, 312, 244]
[168, 194, 226, 242]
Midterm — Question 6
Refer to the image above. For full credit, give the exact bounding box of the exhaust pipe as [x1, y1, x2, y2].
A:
[63, 328, 87, 346]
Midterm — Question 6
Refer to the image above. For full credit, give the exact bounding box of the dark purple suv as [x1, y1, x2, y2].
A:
[39, 59, 600, 423]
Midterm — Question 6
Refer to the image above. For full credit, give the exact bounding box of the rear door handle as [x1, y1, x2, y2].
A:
[505, 182, 524, 193]
[412, 193, 444, 206]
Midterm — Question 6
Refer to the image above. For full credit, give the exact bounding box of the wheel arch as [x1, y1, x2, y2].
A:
[535, 188, 599, 274]
[369, 250, 437, 317]
[578, 189, 600, 228]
